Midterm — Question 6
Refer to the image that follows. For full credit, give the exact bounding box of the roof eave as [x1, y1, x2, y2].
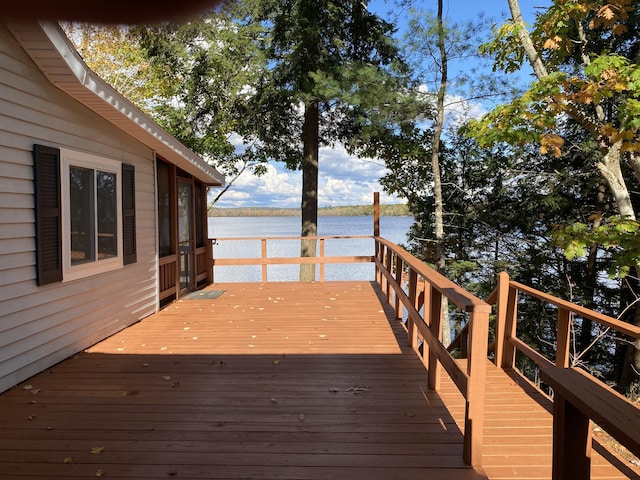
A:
[8, 21, 224, 187]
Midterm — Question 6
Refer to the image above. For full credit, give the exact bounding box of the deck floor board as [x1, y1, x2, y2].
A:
[0, 281, 637, 479]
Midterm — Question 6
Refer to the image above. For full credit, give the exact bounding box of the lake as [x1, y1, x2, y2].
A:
[207, 216, 413, 282]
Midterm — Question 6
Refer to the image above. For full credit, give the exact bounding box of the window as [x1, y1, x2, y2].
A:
[33, 145, 136, 285]
[61, 150, 122, 280]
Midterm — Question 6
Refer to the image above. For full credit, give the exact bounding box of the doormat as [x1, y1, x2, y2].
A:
[183, 290, 226, 300]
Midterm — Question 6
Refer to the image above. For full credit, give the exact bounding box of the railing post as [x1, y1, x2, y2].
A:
[556, 308, 571, 367]
[551, 395, 591, 479]
[428, 286, 442, 391]
[261, 238, 267, 283]
[464, 304, 491, 467]
[496, 272, 518, 369]
[373, 192, 380, 237]
[494, 271, 508, 367]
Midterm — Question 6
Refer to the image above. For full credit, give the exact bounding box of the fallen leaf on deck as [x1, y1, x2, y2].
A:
[95, 469, 106, 477]
[28, 415, 36, 421]
[63, 456, 73, 464]
[162, 376, 171, 381]
[298, 413, 305, 422]
[171, 382, 180, 387]
[346, 386, 371, 395]
[23, 385, 33, 390]
[270, 398, 278, 403]
[273, 360, 281, 365]
[90, 446, 105, 454]
[141, 363, 150, 368]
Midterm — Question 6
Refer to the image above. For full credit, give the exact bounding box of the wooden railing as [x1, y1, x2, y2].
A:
[374, 237, 491, 467]
[450, 270, 640, 478]
[159, 254, 178, 301]
[489, 271, 640, 370]
[210, 235, 374, 283]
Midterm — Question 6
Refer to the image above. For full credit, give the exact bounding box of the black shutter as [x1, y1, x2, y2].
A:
[122, 163, 136, 265]
[33, 144, 62, 285]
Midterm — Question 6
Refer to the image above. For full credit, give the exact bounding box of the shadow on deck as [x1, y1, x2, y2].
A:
[0, 281, 636, 479]
[0, 282, 485, 480]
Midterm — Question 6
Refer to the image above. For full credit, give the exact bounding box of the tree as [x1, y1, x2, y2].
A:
[472, 0, 640, 390]
[65, 18, 271, 206]
[374, 7, 516, 345]
[135, 11, 272, 204]
[63, 23, 167, 111]
[235, 0, 406, 280]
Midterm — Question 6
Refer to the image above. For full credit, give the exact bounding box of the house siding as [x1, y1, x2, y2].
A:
[0, 24, 158, 392]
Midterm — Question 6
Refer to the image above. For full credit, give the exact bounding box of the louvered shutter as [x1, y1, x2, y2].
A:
[122, 163, 136, 265]
[33, 144, 62, 285]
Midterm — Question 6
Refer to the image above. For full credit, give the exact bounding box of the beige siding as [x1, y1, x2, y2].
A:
[0, 25, 158, 392]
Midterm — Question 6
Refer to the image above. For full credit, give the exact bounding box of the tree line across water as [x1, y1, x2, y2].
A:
[209, 204, 410, 217]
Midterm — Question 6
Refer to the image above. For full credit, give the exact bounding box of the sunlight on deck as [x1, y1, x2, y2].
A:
[89, 282, 403, 356]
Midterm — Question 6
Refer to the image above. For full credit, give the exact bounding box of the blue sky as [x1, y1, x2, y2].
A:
[211, 0, 546, 209]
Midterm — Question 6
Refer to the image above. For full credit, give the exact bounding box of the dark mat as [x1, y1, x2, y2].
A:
[183, 290, 226, 300]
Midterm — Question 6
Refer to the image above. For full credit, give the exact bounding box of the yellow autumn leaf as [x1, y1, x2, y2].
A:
[90, 446, 105, 454]
[598, 5, 616, 21]
[63, 456, 73, 464]
[542, 36, 562, 50]
[96, 469, 106, 477]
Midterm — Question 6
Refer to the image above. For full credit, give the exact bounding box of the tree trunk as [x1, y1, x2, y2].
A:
[506, 0, 639, 389]
[578, 182, 606, 363]
[300, 99, 319, 281]
[618, 295, 640, 390]
[432, 0, 450, 346]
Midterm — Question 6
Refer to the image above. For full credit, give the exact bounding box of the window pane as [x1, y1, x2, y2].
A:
[69, 166, 94, 265]
[97, 170, 117, 260]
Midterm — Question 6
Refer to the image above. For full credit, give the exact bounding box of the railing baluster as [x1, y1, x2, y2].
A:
[428, 285, 442, 391]
[501, 280, 519, 370]
[407, 269, 418, 349]
[421, 279, 430, 362]
[319, 238, 325, 282]
[261, 238, 267, 283]
[394, 254, 403, 320]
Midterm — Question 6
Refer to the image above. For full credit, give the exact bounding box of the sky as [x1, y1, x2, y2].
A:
[210, 0, 547, 209]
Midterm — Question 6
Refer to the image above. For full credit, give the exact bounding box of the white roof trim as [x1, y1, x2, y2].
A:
[10, 21, 224, 186]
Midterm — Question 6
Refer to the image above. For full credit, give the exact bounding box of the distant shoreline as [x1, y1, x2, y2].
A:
[209, 204, 410, 217]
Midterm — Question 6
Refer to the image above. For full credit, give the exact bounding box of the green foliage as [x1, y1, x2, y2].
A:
[471, 0, 640, 284]
[553, 216, 640, 277]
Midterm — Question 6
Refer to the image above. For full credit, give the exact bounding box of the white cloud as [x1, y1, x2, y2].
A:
[211, 141, 405, 209]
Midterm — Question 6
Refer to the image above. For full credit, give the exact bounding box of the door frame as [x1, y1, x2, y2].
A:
[177, 177, 196, 295]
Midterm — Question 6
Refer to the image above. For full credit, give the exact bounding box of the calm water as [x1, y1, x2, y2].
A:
[207, 216, 413, 282]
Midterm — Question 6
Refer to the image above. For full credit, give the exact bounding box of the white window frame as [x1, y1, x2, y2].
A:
[60, 149, 123, 282]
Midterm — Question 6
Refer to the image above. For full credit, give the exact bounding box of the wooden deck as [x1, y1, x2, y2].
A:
[0, 282, 637, 479]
